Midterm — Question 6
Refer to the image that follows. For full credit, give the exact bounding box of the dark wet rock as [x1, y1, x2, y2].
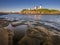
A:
[18, 26, 60, 45]
[0, 20, 9, 27]
[51, 35, 60, 45]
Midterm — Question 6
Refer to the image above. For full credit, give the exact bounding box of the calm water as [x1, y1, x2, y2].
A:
[0, 14, 60, 22]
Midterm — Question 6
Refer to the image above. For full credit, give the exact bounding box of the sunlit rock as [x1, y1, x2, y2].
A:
[0, 28, 14, 45]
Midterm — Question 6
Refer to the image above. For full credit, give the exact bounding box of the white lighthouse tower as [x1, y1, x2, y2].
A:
[39, 5, 42, 9]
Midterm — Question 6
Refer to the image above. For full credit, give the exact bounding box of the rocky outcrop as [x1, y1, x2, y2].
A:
[0, 19, 60, 45]
[18, 25, 60, 45]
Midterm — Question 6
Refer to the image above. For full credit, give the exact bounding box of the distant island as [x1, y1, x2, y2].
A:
[20, 6, 60, 15]
[20, 9, 60, 15]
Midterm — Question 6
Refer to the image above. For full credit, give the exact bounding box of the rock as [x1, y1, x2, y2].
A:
[18, 26, 60, 45]
[0, 20, 9, 27]
[0, 28, 14, 45]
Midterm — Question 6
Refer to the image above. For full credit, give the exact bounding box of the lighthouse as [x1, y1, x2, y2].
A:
[39, 5, 42, 9]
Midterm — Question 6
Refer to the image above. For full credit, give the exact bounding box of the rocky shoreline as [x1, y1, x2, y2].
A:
[20, 13, 60, 15]
[0, 19, 60, 45]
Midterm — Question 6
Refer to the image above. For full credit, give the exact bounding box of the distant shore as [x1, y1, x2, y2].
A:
[20, 13, 60, 15]
[0, 13, 60, 15]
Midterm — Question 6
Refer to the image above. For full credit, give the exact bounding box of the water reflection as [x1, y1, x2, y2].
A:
[0, 14, 60, 23]
[34, 15, 41, 20]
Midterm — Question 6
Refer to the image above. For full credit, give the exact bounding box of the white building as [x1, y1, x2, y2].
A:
[33, 5, 42, 9]
[28, 8, 31, 10]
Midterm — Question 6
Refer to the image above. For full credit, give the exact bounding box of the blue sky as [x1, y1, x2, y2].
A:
[0, 0, 60, 12]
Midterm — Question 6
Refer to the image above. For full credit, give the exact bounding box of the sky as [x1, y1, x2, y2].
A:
[0, 0, 60, 12]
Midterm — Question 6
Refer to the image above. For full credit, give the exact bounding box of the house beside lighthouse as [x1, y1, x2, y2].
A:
[34, 5, 42, 10]
[34, 6, 38, 10]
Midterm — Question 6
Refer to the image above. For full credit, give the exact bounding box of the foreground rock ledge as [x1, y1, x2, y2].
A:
[0, 28, 14, 45]
[18, 26, 60, 45]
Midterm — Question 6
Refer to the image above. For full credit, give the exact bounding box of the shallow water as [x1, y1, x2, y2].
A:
[0, 14, 60, 22]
